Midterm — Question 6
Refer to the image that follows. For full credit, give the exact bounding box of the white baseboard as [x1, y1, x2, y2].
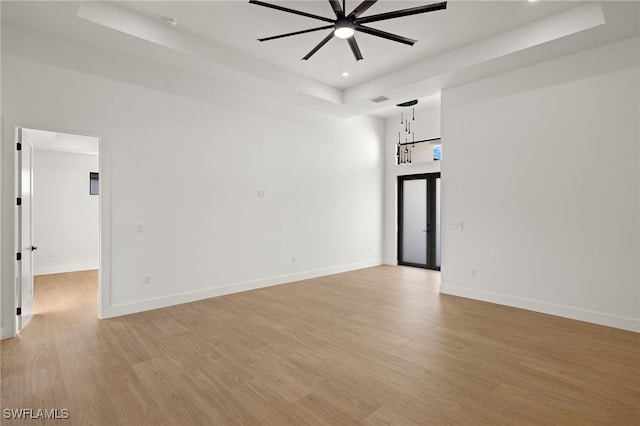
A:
[439, 284, 640, 333]
[34, 263, 99, 276]
[101, 260, 382, 319]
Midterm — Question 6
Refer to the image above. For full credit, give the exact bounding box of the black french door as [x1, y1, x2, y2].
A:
[398, 173, 441, 270]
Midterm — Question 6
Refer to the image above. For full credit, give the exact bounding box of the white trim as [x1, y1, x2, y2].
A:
[439, 284, 640, 333]
[1, 114, 3, 333]
[0, 280, 15, 339]
[34, 263, 99, 276]
[101, 260, 382, 319]
[97, 134, 110, 320]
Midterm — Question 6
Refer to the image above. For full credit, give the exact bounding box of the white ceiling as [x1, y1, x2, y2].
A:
[2, 1, 639, 118]
[112, 0, 583, 89]
[22, 129, 99, 156]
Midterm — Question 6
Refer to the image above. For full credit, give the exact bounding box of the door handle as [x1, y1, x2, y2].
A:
[30, 246, 38, 251]
[422, 229, 427, 232]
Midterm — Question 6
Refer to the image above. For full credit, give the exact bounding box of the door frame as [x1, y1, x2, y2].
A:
[9, 125, 110, 337]
[397, 172, 441, 270]
[16, 129, 35, 330]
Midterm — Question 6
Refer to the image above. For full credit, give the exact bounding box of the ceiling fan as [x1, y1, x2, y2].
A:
[249, 0, 447, 61]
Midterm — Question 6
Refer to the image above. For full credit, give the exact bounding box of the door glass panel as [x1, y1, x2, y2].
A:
[435, 177, 441, 267]
[402, 179, 427, 265]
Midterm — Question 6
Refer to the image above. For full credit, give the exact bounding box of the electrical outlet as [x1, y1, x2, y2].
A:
[144, 276, 151, 285]
[291, 257, 296, 263]
[470, 268, 476, 277]
[136, 224, 143, 233]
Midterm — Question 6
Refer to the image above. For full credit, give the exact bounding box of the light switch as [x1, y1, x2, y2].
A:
[137, 224, 143, 233]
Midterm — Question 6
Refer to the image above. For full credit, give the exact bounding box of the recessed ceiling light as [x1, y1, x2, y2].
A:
[162, 17, 178, 27]
[342, 71, 349, 77]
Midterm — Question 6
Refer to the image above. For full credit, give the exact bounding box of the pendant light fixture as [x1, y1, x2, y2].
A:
[397, 100, 418, 165]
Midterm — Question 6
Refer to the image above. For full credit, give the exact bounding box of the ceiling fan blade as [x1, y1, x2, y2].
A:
[328, 0, 344, 18]
[347, 0, 377, 19]
[356, 1, 446, 24]
[249, 0, 334, 23]
[347, 36, 363, 61]
[355, 24, 416, 46]
[302, 32, 335, 60]
[258, 25, 334, 42]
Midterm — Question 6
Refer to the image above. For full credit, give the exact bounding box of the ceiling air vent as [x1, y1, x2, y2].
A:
[370, 96, 389, 103]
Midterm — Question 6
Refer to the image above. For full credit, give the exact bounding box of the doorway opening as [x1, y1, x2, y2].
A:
[397, 173, 441, 270]
[15, 127, 100, 333]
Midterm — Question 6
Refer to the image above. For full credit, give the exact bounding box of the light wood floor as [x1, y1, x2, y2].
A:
[1, 267, 639, 425]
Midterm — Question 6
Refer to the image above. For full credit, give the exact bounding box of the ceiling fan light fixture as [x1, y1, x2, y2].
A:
[251, 0, 448, 60]
[334, 20, 355, 39]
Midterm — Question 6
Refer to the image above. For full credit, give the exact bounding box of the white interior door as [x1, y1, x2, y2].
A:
[17, 129, 35, 330]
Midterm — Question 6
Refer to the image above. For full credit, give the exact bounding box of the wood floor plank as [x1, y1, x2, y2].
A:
[182, 367, 251, 425]
[131, 357, 215, 425]
[363, 405, 421, 426]
[1, 266, 639, 425]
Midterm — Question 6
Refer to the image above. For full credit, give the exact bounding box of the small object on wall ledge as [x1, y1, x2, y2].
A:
[433, 144, 442, 160]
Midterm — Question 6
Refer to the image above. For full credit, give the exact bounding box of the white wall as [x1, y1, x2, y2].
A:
[33, 150, 99, 275]
[440, 36, 640, 332]
[383, 106, 441, 265]
[1, 24, 384, 337]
